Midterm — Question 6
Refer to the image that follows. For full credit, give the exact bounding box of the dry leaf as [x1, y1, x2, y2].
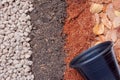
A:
[94, 41, 102, 45]
[115, 39, 120, 48]
[94, 13, 100, 24]
[106, 4, 116, 21]
[91, 0, 112, 4]
[99, 35, 105, 41]
[102, 5, 108, 13]
[101, 13, 112, 29]
[111, 30, 117, 42]
[112, 0, 120, 11]
[113, 17, 120, 28]
[114, 10, 120, 16]
[116, 27, 120, 38]
[90, 3, 103, 14]
[93, 23, 105, 35]
[105, 31, 111, 41]
[116, 50, 120, 62]
[114, 47, 120, 62]
[105, 29, 117, 42]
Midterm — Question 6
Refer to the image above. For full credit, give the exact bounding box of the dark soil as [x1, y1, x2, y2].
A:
[29, 0, 66, 80]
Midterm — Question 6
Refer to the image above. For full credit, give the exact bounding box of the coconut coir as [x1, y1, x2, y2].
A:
[64, 0, 95, 80]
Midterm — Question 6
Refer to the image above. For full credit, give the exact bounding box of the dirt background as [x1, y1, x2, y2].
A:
[29, 0, 66, 80]
[63, 0, 95, 80]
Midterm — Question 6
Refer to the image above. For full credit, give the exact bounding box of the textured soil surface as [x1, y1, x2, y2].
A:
[29, 0, 66, 80]
[63, 0, 95, 80]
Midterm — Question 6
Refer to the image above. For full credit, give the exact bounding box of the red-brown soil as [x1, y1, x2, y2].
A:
[64, 0, 95, 80]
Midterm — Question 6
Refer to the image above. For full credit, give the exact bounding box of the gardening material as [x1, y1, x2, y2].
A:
[29, 0, 66, 80]
[70, 41, 120, 80]
[0, 0, 34, 80]
[64, 0, 95, 80]
[90, 0, 120, 63]
[64, 0, 120, 80]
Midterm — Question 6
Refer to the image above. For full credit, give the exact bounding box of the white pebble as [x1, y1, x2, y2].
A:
[1, 44, 5, 49]
[26, 37, 30, 42]
[0, 30, 5, 35]
[25, 53, 31, 58]
[13, 60, 19, 64]
[6, 77, 11, 80]
[0, 0, 34, 79]
[0, 24, 5, 29]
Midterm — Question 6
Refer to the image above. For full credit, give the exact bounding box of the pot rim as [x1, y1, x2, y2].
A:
[70, 41, 113, 68]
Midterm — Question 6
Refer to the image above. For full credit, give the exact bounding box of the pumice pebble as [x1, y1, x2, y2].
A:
[0, 0, 34, 79]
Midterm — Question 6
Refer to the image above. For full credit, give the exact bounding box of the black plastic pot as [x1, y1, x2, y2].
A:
[70, 41, 120, 80]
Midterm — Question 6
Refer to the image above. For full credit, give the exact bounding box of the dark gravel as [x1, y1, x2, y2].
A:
[29, 0, 66, 80]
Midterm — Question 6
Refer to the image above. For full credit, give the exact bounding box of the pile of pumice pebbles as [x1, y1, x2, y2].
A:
[0, 0, 34, 80]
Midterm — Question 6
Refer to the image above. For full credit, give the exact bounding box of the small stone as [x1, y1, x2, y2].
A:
[27, 21, 31, 25]
[0, 30, 5, 35]
[24, 60, 33, 65]
[0, 3, 3, 9]
[1, 44, 5, 49]
[24, 66, 31, 72]
[11, 15, 16, 21]
[20, 55, 25, 59]
[12, 73, 17, 78]
[0, 24, 5, 29]
[8, 33, 14, 39]
[3, 49, 8, 53]
[13, 60, 19, 64]
[26, 15, 31, 19]
[6, 77, 11, 80]
[29, 7, 34, 12]
[26, 38, 30, 42]
[25, 54, 31, 58]
[23, 32, 28, 36]
[15, 63, 22, 68]
[0, 73, 4, 78]
[8, 59, 13, 63]
[0, 39, 3, 44]
[19, 10, 24, 13]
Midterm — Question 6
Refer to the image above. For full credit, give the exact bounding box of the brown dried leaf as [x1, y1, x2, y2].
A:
[101, 13, 112, 29]
[116, 27, 120, 38]
[110, 30, 117, 42]
[94, 13, 100, 24]
[90, 3, 103, 14]
[106, 4, 116, 21]
[99, 35, 105, 41]
[94, 41, 102, 45]
[102, 5, 108, 13]
[114, 47, 120, 62]
[91, 0, 112, 4]
[113, 17, 120, 28]
[105, 30, 111, 41]
[112, 0, 120, 11]
[116, 51, 120, 62]
[93, 23, 105, 35]
[115, 39, 120, 48]
[105, 29, 117, 42]
[114, 10, 120, 17]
